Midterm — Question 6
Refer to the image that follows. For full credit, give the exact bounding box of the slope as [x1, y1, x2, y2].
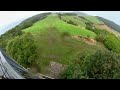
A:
[83, 16, 104, 24]
[97, 16, 120, 33]
[60, 15, 89, 27]
[32, 27, 107, 75]
[0, 12, 111, 77]
[23, 14, 96, 38]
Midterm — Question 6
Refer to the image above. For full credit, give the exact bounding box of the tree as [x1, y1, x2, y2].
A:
[6, 33, 37, 67]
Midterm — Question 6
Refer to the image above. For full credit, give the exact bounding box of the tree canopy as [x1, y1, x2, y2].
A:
[60, 50, 120, 79]
[6, 33, 37, 67]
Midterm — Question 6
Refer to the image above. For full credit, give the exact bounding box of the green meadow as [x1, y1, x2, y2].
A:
[23, 14, 96, 38]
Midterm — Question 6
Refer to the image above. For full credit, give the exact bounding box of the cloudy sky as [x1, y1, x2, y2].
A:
[0, 11, 47, 27]
[0, 11, 120, 34]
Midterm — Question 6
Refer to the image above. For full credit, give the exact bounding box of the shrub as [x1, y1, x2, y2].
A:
[67, 20, 77, 26]
[83, 50, 120, 79]
[6, 33, 37, 67]
[95, 34, 105, 43]
[61, 32, 71, 37]
[104, 34, 120, 53]
[60, 50, 120, 79]
[60, 62, 85, 79]
[85, 23, 120, 53]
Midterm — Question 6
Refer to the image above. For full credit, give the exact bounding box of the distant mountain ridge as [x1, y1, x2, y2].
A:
[97, 16, 120, 33]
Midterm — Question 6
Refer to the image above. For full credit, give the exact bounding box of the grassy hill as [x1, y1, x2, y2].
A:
[1, 12, 120, 78]
[23, 14, 96, 38]
[60, 15, 88, 27]
[83, 16, 104, 24]
[32, 28, 107, 75]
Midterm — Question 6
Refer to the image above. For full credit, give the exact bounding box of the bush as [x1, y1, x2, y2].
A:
[61, 32, 71, 37]
[96, 35, 104, 43]
[104, 34, 120, 53]
[83, 50, 120, 79]
[0, 27, 23, 49]
[60, 62, 85, 79]
[85, 24, 120, 53]
[67, 20, 77, 26]
[58, 13, 62, 20]
[60, 50, 120, 79]
[85, 22, 94, 31]
[6, 33, 37, 67]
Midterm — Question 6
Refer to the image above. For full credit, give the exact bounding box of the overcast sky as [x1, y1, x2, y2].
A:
[0, 11, 120, 31]
[0, 11, 47, 27]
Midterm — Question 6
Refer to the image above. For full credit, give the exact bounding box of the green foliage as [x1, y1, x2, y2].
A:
[2, 13, 119, 77]
[6, 33, 37, 67]
[18, 12, 51, 30]
[96, 35, 105, 43]
[60, 62, 85, 79]
[67, 20, 78, 26]
[23, 14, 96, 38]
[61, 32, 71, 40]
[104, 34, 120, 53]
[83, 16, 103, 24]
[61, 15, 87, 27]
[0, 13, 51, 50]
[89, 26, 120, 53]
[83, 50, 120, 79]
[86, 22, 109, 35]
[0, 38, 8, 49]
[85, 23, 120, 53]
[6, 26, 23, 37]
[61, 50, 120, 79]
[95, 29, 109, 43]
[85, 22, 94, 30]
[0, 29, 23, 49]
[4, 13, 51, 35]
[31, 27, 103, 75]
[87, 25, 120, 53]
[58, 13, 62, 20]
